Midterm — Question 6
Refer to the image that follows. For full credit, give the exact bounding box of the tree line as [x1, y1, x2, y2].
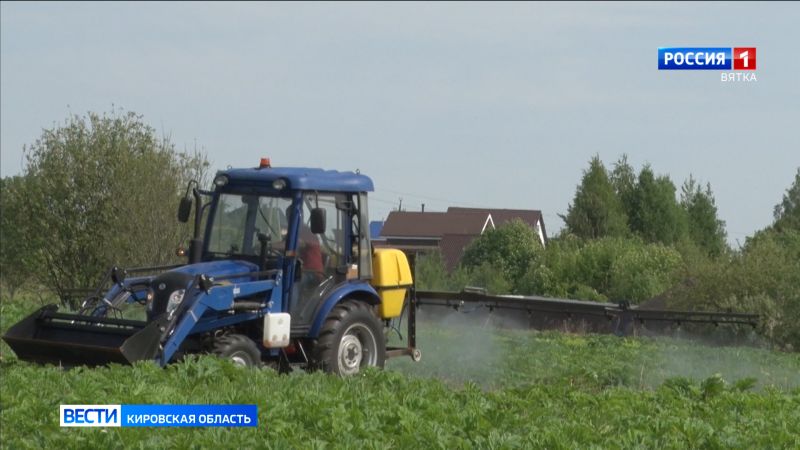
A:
[416, 157, 800, 350]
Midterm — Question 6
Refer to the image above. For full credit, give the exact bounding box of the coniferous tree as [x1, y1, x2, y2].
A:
[681, 175, 728, 257]
[610, 154, 637, 219]
[774, 168, 800, 232]
[561, 156, 628, 239]
[628, 166, 688, 245]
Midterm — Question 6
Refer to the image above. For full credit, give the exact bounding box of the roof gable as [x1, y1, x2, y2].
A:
[447, 207, 547, 241]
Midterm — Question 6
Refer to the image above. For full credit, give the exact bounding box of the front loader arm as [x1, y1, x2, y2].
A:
[157, 273, 283, 366]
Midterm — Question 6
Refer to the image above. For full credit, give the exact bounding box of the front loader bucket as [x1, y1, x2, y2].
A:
[2, 305, 164, 367]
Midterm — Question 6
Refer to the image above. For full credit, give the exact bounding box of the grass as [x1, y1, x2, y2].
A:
[1, 294, 798, 449]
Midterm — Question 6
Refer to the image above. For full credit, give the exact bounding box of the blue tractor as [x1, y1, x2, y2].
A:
[3, 160, 421, 375]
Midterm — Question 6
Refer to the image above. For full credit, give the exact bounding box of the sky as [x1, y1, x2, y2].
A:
[1, 2, 798, 244]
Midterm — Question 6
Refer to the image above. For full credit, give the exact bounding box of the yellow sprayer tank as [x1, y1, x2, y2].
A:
[371, 249, 413, 319]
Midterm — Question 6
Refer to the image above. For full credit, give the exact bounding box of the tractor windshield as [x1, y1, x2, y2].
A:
[207, 193, 293, 256]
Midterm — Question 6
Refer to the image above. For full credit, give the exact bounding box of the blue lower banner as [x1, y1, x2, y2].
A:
[60, 404, 258, 427]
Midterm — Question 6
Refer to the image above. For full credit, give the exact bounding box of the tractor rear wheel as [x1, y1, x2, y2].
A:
[313, 300, 385, 376]
[211, 334, 262, 368]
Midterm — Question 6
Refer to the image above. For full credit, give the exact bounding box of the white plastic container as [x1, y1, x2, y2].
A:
[263, 313, 291, 348]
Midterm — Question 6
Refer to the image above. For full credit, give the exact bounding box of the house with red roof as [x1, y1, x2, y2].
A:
[375, 207, 547, 271]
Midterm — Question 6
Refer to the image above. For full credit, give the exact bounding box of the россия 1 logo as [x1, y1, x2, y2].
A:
[658, 47, 757, 82]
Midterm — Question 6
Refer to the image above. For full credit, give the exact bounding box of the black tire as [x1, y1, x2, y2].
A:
[211, 334, 262, 368]
[313, 300, 386, 376]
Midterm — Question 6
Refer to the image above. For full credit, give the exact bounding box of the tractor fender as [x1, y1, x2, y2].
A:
[308, 282, 380, 338]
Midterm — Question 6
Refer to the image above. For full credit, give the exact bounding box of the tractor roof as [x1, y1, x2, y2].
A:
[219, 166, 374, 192]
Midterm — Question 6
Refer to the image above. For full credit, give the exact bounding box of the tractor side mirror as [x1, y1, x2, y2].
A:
[177, 196, 192, 223]
[310, 208, 326, 234]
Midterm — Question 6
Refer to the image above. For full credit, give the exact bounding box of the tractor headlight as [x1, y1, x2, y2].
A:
[166, 289, 185, 315]
[213, 175, 229, 187]
[272, 178, 287, 190]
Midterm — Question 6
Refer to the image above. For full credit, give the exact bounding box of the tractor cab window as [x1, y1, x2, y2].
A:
[301, 193, 347, 279]
[298, 192, 372, 281]
[207, 193, 293, 257]
[292, 192, 353, 325]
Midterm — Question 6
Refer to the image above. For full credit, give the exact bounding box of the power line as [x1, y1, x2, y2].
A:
[378, 188, 478, 207]
[369, 196, 402, 206]
[379, 187, 564, 219]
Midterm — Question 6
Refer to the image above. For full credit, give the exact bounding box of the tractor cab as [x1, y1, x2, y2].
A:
[188, 163, 376, 330]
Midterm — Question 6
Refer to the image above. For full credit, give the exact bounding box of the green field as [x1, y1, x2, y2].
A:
[1, 297, 799, 449]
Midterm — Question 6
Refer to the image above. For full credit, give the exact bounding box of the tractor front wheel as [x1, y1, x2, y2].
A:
[313, 300, 385, 376]
[211, 334, 262, 368]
